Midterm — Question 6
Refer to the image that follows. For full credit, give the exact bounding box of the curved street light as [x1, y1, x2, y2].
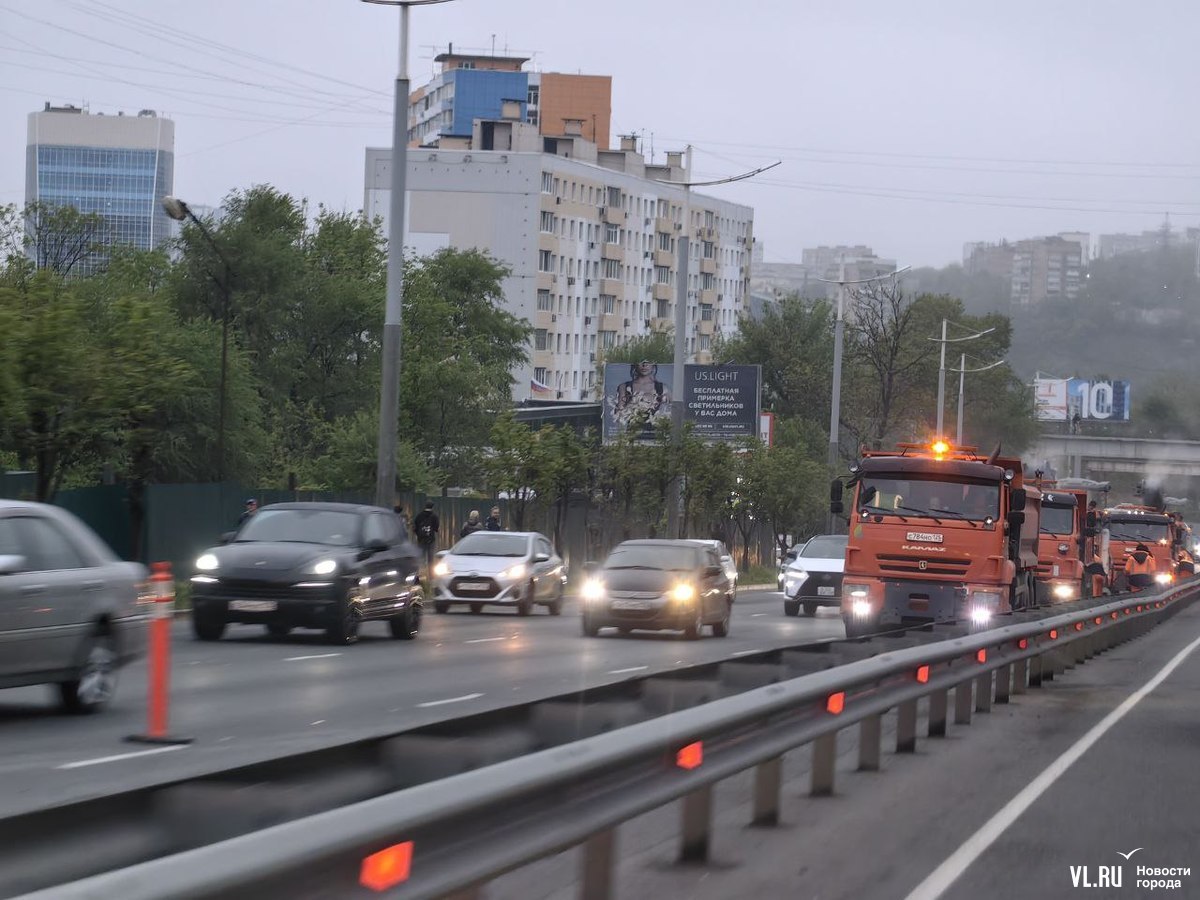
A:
[948, 355, 1006, 445]
[929, 320, 996, 438]
[360, 0, 458, 508]
[162, 195, 234, 481]
[653, 153, 781, 538]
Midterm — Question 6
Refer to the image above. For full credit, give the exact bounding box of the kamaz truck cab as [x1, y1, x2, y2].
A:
[1030, 482, 1089, 603]
[1104, 504, 1176, 592]
[839, 441, 1041, 637]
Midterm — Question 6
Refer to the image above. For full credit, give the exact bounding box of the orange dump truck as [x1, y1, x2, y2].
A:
[1104, 504, 1176, 592]
[1030, 483, 1090, 603]
[839, 441, 1041, 637]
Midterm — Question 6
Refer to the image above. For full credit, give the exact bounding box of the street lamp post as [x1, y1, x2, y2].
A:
[950, 354, 1005, 445]
[162, 195, 233, 481]
[361, 0, 455, 508]
[931, 319, 995, 438]
[656, 156, 780, 539]
[818, 263, 910, 533]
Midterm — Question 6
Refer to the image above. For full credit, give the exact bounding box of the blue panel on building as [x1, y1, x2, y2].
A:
[450, 70, 528, 136]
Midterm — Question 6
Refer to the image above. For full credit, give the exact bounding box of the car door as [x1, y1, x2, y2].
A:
[0, 513, 96, 678]
[533, 536, 556, 600]
[360, 513, 401, 614]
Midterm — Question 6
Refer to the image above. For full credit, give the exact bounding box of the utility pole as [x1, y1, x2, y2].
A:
[658, 156, 781, 539]
[951, 354, 1005, 445]
[931, 319, 995, 440]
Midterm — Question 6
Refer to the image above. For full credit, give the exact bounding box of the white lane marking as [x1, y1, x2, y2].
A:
[732, 649, 765, 657]
[310, 720, 325, 726]
[417, 692, 484, 708]
[284, 653, 342, 661]
[57, 745, 185, 770]
[464, 636, 506, 644]
[608, 665, 649, 675]
[905, 632, 1200, 900]
[750, 613, 766, 617]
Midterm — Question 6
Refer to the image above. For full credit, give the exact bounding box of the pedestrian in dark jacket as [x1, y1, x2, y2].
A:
[412, 502, 439, 571]
[484, 506, 503, 531]
[460, 509, 483, 538]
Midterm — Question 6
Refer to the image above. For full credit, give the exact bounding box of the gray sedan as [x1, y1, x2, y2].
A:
[0, 501, 148, 712]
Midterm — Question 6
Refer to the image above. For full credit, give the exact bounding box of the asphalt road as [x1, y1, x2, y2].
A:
[489, 597, 1200, 900]
[0, 588, 843, 819]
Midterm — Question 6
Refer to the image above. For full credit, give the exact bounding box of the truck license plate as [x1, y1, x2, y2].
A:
[818, 586, 836, 596]
[229, 600, 277, 612]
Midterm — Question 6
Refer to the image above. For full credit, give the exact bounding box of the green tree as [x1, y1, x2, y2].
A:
[21, 201, 111, 279]
[299, 409, 433, 495]
[484, 413, 539, 529]
[530, 424, 589, 552]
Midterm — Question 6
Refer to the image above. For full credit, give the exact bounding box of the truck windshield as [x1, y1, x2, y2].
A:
[1040, 504, 1076, 535]
[856, 477, 999, 521]
[1107, 519, 1169, 543]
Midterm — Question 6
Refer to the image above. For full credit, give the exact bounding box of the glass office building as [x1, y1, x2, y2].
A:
[26, 104, 175, 276]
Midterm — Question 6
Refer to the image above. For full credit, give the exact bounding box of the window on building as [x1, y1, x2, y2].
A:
[606, 186, 622, 207]
[656, 299, 670, 319]
[541, 171, 553, 193]
[537, 290, 552, 311]
[702, 273, 716, 290]
[654, 266, 671, 285]
[605, 223, 620, 244]
[700, 305, 714, 321]
[600, 330, 616, 348]
[534, 329, 548, 351]
[527, 110, 539, 126]
[699, 335, 711, 351]
[458, 61, 476, 69]
[540, 211, 555, 233]
[538, 249, 553, 272]
[658, 232, 672, 252]
[528, 85, 540, 106]
[602, 258, 622, 279]
[534, 367, 547, 383]
[601, 294, 616, 314]
[702, 241, 715, 259]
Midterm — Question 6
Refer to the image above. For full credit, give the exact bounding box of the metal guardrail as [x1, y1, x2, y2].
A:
[18, 578, 1197, 900]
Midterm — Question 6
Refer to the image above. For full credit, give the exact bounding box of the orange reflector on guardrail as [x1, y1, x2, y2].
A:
[916, 665, 930, 684]
[975, 649, 987, 664]
[1111, 612, 1118, 620]
[1094, 617, 1102, 625]
[1137, 606, 1143, 612]
[360, 841, 413, 892]
[1018, 638, 1028, 650]
[676, 741, 703, 770]
[1049, 629, 1059, 640]
[826, 692, 845, 715]
[1075, 622, 1084, 631]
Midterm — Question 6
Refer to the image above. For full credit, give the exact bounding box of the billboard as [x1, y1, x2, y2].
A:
[602, 363, 762, 443]
[1034, 378, 1131, 422]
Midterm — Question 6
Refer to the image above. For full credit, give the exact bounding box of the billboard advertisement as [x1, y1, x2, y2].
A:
[1034, 378, 1131, 422]
[602, 362, 762, 443]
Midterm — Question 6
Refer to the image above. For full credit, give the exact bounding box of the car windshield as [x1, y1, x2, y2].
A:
[1040, 504, 1076, 535]
[857, 476, 1000, 521]
[453, 533, 529, 557]
[1108, 519, 1169, 543]
[604, 545, 698, 571]
[801, 536, 848, 559]
[236, 509, 360, 546]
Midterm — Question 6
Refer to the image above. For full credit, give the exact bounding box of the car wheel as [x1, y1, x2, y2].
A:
[434, 601, 449, 614]
[547, 582, 564, 615]
[469, 603, 484, 615]
[712, 598, 732, 638]
[326, 599, 360, 645]
[193, 612, 226, 642]
[683, 605, 704, 640]
[59, 634, 118, 714]
[266, 622, 291, 640]
[783, 599, 801, 617]
[802, 602, 818, 617]
[517, 583, 534, 616]
[390, 594, 422, 640]
[581, 613, 600, 637]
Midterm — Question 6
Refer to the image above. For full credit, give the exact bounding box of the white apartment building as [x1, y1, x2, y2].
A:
[365, 126, 754, 402]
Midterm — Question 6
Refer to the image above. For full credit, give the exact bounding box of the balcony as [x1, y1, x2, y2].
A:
[700, 257, 717, 275]
[532, 349, 553, 368]
[600, 278, 624, 297]
[699, 288, 718, 305]
[602, 242, 625, 262]
[534, 308, 554, 329]
[696, 318, 715, 336]
[599, 312, 623, 332]
[655, 216, 675, 235]
[650, 317, 673, 333]
[602, 206, 627, 225]
[653, 282, 673, 301]
[653, 248, 675, 268]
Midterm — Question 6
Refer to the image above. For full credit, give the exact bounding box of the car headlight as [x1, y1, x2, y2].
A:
[1155, 572, 1173, 585]
[310, 559, 338, 576]
[1052, 583, 1076, 600]
[671, 583, 696, 603]
[196, 553, 219, 571]
[500, 562, 527, 580]
[582, 578, 605, 601]
[433, 560, 450, 577]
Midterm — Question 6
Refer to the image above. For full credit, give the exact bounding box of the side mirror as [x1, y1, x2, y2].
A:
[219, 531, 236, 545]
[0, 554, 25, 575]
[534, 552, 551, 563]
[1008, 510, 1026, 530]
[1010, 488, 1027, 512]
[829, 479, 844, 515]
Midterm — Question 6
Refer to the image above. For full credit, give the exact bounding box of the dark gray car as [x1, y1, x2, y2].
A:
[0, 501, 149, 713]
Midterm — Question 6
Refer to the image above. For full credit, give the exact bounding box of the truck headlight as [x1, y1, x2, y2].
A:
[969, 607, 993, 624]
[1155, 572, 1173, 585]
[969, 590, 1002, 609]
[582, 578, 605, 601]
[1052, 583, 1075, 600]
[851, 599, 872, 617]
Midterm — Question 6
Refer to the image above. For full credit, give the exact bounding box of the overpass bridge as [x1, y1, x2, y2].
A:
[1025, 433, 1200, 479]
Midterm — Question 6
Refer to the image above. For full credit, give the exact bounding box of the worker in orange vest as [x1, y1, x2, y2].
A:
[1124, 544, 1155, 591]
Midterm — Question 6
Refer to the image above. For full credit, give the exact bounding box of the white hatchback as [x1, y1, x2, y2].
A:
[432, 531, 566, 616]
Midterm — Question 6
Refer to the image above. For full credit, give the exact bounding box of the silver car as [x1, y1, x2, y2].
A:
[783, 534, 848, 618]
[0, 501, 149, 712]
[698, 540, 739, 590]
[432, 531, 566, 615]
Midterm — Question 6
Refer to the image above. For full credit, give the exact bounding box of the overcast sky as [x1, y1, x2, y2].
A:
[4, 0, 1199, 267]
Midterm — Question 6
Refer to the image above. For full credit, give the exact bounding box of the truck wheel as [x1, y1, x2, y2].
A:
[783, 599, 801, 617]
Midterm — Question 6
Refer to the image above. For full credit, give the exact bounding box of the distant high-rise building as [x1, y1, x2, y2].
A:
[1097, 224, 1199, 260]
[1010, 236, 1082, 306]
[26, 103, 175, 274]
[408, 47, 611, 150]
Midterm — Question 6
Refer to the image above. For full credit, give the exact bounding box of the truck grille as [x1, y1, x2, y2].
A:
[876, 554, 971, 577]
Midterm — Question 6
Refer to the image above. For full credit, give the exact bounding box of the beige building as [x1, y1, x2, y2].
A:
[365, 127, 753, 402]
